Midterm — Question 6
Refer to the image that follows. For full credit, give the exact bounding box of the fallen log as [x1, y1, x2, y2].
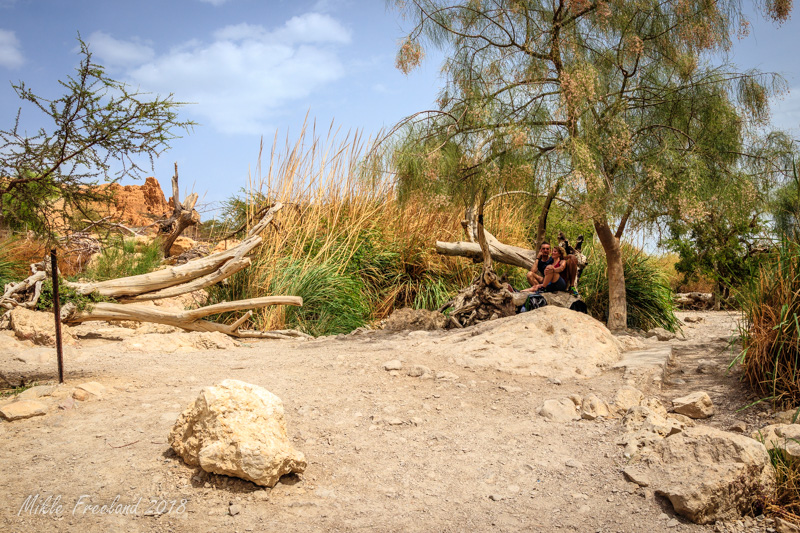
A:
[65, 203, 283, 301]
[65, 296, 308, 339]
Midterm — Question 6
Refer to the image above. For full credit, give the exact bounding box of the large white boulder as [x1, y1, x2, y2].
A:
[169, 380, 306, 487]
[443, 306, 622, 379]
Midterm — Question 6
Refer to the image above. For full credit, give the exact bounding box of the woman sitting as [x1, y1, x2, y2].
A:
[525, 245, 568, 293]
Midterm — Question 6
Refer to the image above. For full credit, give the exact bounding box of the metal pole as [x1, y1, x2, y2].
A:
[50, 249, 64, 384]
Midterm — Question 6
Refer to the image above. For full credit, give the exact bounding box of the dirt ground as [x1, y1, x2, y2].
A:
[0, 310, 784, 532]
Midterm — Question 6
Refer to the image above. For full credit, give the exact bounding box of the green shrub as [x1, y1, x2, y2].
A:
[736, 242, 800, 407]
[580, 242, 679, 332]
[35, 278, 113, 312]
[82, 237, 163, 281]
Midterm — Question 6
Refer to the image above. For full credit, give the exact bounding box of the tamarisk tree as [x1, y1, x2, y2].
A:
[0, 39, 194, 237]
[391, 0, 791, 330]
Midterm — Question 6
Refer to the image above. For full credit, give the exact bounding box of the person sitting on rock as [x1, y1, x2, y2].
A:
[527, 245, 568, 293]
[525, 242, 553, 288]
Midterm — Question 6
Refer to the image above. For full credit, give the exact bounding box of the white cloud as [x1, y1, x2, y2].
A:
[0, 29, 24, 68]
[109, 14, 350, 135]
[86, 31, 154, 69]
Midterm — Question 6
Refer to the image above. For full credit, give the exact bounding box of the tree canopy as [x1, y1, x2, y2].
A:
[391, 0, 793, 329]
[0, 39, 194, 237]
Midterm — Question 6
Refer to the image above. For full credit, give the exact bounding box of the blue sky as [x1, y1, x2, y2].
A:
[0, 0, 798, 216]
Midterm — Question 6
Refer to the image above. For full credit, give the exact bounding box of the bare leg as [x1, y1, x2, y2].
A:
[535, 270, 560, 291]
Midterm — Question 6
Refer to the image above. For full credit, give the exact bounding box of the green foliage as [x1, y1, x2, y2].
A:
[82, 237, 163, 281]
[0, 243, 27, 288]
[773, 159, 800, 242]
[35, 278, 113, 313]
[580, 242, 679, 332]
[268, 259, 370, 337]
[736, 242, 800, 408]
[0, 38, 194, 239]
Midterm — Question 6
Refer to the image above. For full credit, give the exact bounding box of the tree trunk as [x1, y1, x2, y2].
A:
[594, 219, 627, 331]
[161, 163, 201, 257]
[535, 183, 560, 250]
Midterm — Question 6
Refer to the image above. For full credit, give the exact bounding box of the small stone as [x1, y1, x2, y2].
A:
[382, 360, 402, 371]
[537, 398, 580, 423]
[410, 417, 423, 426]
[0, 400, 48, 421]
[696, 360, 717, 374]
[623, 467, 650, 487]
[667, 519, 680, 528]
[228, 504, 240, 516]
[547, 378, 562, 385]
[72, 389, 90, 401]
[646, 327, 676, 341]
[565, 459, 582, 468]
[489, 494, 505, 501]
[568, 394, 582, 407]
[58, 397, 77, 411]
[76, 382, 106, 399]
[407, 365, 431, 378]
[498, 385, 522, 393]
[435, 371, 459, 381]
[672, 391, 714, 419]
[387, 418, 404, 425]
[728, 420, 747, 433]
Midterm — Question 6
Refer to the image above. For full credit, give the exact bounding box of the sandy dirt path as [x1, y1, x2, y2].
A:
[0, 310, 778, 532]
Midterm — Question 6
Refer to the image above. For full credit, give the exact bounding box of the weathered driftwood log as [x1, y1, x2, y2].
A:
[65, 203, 283, 301]
[675, 292, 715, 310]
[0, 270, 47, 310]
[65, 296, 309, 339]
[160, 163, 201, 257]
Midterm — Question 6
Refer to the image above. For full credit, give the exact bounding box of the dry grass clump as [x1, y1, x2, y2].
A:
[737, 242, 800, 407]
[206, 124, 487, 335]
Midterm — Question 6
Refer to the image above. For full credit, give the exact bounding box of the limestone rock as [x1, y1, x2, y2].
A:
[75, 382, 106, 399]
[621, 406, 682, 437]
[581, 394, 610, 420]
[169, 379, 306, 487]
[754, 424, 800, 462]
[383, 360, 402, 371]
[538, 398, 580, 422]
[100, 177, 171, 226]
[446, 306, 622, 380]
[407, 365, 432, 378]
[169, 236, 198, 257]
[9, 308, 75, 346]
[17, 385, 56, 400]
[384, 308, 446, 332]
[645, 426, 774, 524]
[672, 391, 714, 419]
[646, 327, 676, 341]
[611, 387, 644, 416]
[0, 400, 48, 421]
[72, 389, 90, 401]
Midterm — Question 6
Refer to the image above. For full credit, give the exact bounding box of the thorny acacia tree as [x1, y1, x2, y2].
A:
[0, 40, 194, 238]
[391, 0, 791, 330]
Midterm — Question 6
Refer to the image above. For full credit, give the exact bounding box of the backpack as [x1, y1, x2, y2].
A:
[518, 293, 548, 313]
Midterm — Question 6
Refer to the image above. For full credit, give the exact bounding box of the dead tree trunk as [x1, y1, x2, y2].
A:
[441, 201, 516, 328]
[160, 163, 200, 257]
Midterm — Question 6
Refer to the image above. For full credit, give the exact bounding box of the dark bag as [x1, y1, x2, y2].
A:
[518, 293, 548, 313]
